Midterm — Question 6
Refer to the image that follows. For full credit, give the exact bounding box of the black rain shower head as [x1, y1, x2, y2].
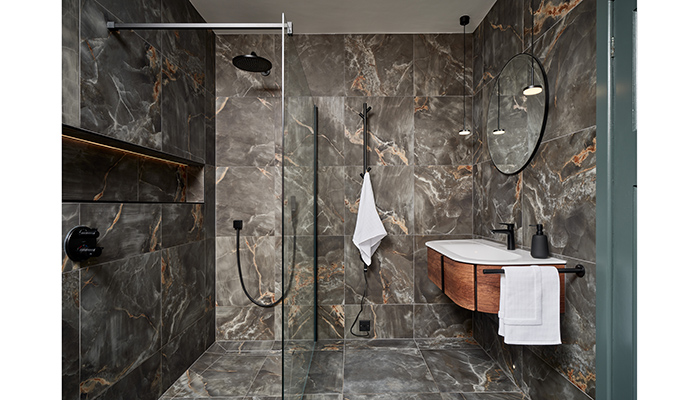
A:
[232, 52, 272, 76]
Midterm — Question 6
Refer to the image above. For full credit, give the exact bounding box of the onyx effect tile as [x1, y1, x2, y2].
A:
[215, 166, 276, 237]
[216, 96, 279, 167]
[315, 97, 346, 167]
[345, 34, 413, 97]
[534, 0, 596, 142]
[343, 348, 437, 393]
[80, 0, 162, 149]
[62, 0, 79, 126]
[344, 97, 414, 167]
[344, 166, 414, 236]
[522, 127, 596, 260]
[162, 241, 208, 343]
[414, 96, 472, 166]
[480, 0, 525, 88]
[79, 203, 162, 266]
[413, 304, 473, 339]
[62, 271, 80, 399]
[216, 34, 281, 98]
[162, 204, 205, 247]
[215, 235, 281, 307]
[79, 252, 161, 399]
[138, 157, 189, 202]
[344, 235, 414, 305]
[414, 165, 473, 235]
[422, 349, 520, 393]
[161, 57, 206, 162]
[62, 204, 80, 272]
[344, 304, 414, 339]
[62, 136, 140, 202]
[161, 0, 207, 85]
[295, 35, 346, 97]
[414, 34, 471, 97]
[472, 162, 523, 245]
[216, 306, 276, 340]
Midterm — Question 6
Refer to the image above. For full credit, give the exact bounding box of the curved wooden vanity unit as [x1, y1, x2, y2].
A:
[426, 240, 566, 314]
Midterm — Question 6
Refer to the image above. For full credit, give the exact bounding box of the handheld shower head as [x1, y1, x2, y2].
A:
[232, 52, 272, 76]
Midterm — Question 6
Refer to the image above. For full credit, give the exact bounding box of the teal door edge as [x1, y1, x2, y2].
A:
[596, 0, 637, 399]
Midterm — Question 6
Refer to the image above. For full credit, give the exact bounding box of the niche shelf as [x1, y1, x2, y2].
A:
[62, 124, 205, 204]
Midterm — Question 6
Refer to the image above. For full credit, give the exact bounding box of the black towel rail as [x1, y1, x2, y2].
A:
[482, 264, 585, 278]
[359, 102, 372, 178]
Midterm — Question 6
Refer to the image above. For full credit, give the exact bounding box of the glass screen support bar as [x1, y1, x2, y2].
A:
[107, 21, 293, 35]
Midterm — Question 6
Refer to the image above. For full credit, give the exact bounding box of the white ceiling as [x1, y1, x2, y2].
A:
[190, 0, 497, 35]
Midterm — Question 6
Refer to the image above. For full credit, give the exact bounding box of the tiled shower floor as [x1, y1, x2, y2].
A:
[159, 338, 527, 400]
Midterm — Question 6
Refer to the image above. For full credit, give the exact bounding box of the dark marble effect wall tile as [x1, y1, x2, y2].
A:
[414, 96, 472, 166]
[216, 96, 279, 167]
[315, 97, 346, 166]
[138, 157, 188, 202]
[216, 166, 276, 237]
[345, 97, 414, 167]
[345, 235, 414, 305]
[162, 241, 208, 343]
[216, 305, 276, 340]
[295, 35, 346, 97]
[422, 349, 520, 393]
[216, 34, 281, 98]
[62, 271, 80, 399]
[317, 305, 345, 340]
[413, 304, 472, 339]
[161, 313, 211, 393]
[518, 347, 592, 400]
[344, 304, 413, 338]
[62, 204, 81, 272]
[80, 251, 161, 399]
[162, 204, 205, 248]
[317, 236, 345, 305]
[62, 137, 139, 202]
[303, 350, 344, 394]
[480, 0, 524, 88]
[162, 58, 206, 162]
[79, 203, 162, 266]
[317, 167, 345, 236]
[473, 161, 523, 246]
[345, 166, 414, 236]
[94, 0, 161, 50]
[534, 0, 596, 142]
[216, 235, 281, 307]
[414, 34, 471, 97]
[285, 96, 318, 168]
[414, 165, 473, 235]
[62, 0, 79, 126]
[161, 0, 207, 86]
[97, 350, 162, 400]
[80, 0, 162, 149]
[343, 348, 435, 392]
[345, 34, 413, 97]
[523, 127, 596, 261]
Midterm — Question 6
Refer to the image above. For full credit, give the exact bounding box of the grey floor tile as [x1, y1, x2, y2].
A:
[421, 349, 520, 393]
[343, 349, 439, 394]
[303, 351, 344, 394]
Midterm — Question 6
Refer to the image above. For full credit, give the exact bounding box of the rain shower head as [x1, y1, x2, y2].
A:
[232, 52, 272, 76]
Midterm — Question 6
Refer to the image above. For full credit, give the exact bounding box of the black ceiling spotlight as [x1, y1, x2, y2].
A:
[458, 15, 471, 136]
[232, 52, 272, 76]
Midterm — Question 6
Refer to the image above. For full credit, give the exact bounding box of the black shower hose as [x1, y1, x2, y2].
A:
[234, 220, 296, 308]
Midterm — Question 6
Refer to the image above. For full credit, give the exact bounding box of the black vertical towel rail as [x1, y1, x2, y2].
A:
[359, 103, 372, 177]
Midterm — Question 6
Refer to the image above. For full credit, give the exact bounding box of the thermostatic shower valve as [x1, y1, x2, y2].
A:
[64, 226, 104, 262]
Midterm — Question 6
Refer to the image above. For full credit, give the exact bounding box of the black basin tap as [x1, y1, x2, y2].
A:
[492, 223, 516, 250]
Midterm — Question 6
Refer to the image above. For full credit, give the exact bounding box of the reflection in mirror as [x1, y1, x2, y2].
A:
[486, 53, 548, 175]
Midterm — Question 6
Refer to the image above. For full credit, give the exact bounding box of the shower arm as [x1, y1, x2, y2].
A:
[107, 21, 293, 35]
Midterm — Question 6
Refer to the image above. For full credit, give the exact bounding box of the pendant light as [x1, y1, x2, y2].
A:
[523, 0, 543, 96]
[493, 78, 505, 135]
[458, 15, 471, 136]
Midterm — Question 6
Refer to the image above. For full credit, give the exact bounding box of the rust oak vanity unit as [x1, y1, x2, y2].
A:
[426, 239, 567, 313]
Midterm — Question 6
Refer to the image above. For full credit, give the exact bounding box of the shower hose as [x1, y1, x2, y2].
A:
[234, 218, 296, 308]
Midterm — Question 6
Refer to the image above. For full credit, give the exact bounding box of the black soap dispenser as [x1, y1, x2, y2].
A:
[530, 224, 549, 259]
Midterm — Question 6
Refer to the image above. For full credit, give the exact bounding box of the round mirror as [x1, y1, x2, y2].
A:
[486, 53, 548, 175]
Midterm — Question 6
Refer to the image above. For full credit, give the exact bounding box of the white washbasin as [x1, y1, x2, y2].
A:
[425, 239, 564, 265]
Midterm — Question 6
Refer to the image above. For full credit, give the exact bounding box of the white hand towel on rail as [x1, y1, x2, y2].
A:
[352, 172, 387, 266]
[498, 266, 561, 345]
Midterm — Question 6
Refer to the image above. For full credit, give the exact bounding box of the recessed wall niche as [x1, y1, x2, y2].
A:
[62, 126, 204, 203]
